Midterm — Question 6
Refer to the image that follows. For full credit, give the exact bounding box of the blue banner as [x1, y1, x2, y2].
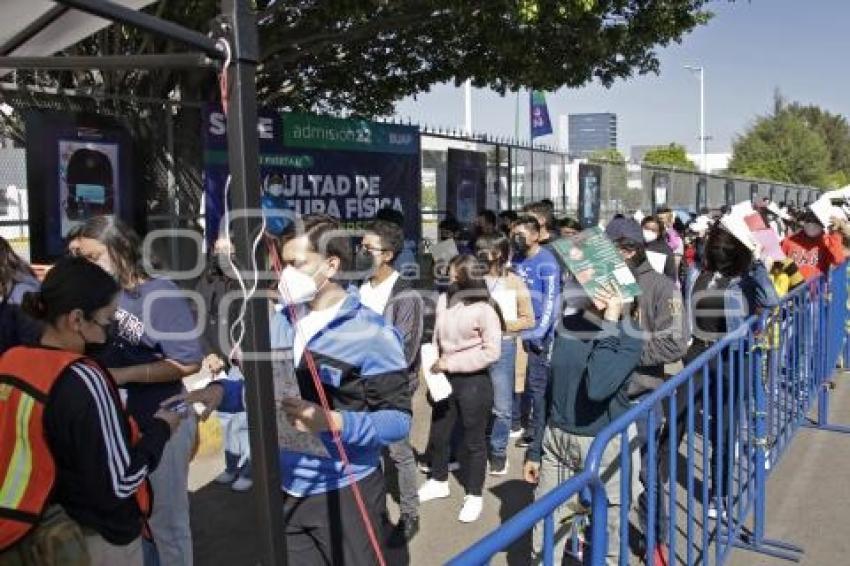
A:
[530, 91, 553, 139]
[202, 107, 421, 249]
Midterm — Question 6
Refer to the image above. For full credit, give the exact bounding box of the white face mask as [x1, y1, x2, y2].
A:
[278, 265, 323, 305]
[267, 183, 284, 197]
[643, 229, 659, 243]
[803, 223, 823, 238]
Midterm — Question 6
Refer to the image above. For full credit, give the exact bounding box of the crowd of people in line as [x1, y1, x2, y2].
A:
[1, 193, 849, 566]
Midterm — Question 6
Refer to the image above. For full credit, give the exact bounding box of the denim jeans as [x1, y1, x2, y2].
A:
[513, 339, 551, 442]
[489, 337, 518, 460]
[146, 414, 197, 566]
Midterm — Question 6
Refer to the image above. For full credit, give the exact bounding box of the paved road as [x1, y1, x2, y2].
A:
[189, 372, 850, 565]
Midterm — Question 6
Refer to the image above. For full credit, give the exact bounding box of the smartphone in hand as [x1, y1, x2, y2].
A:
[162, 399, 190, 418]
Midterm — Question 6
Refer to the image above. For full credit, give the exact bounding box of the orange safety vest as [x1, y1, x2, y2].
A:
[0, 346, 152, 550]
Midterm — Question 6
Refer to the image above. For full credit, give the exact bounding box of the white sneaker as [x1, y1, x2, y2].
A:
[215, 471, 236, 484]
[418, 479, 450, 502]
[458, 495, 483, 523]
[707, 502, 728, 521]
[509, 428, 524, 439]
[231, 477, 253, 492]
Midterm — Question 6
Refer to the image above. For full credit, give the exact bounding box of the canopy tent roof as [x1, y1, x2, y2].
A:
[1, 1, 154, 58]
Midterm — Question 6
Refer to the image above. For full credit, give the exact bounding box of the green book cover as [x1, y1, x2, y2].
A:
[550, 227, 642, 301]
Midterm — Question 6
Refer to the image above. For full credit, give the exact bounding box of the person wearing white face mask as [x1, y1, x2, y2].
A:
[219, 214, 412, 565]
[640, 215, 677, 281]
[781, 210, 847, 281]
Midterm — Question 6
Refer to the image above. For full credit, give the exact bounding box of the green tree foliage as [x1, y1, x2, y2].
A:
[30, 0, 713, 115]
[588, 148, 626, 162]
[642, 144, 697, 170]
[0, 1, 716, 216]
[787, 103, 850, 182]
[729, 94, 837, 188]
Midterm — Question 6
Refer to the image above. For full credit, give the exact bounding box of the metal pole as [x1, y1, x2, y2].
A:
[220, 1, 287, 565]
[165, 109, 179, 269]
[464, 79, 472, 135]
[700, 67, 706, 173]
[752, 327, 767, 543]
[0, 53, 215, 70]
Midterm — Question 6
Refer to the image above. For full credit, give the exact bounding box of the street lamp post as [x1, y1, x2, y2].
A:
[685, 65, 706, 172]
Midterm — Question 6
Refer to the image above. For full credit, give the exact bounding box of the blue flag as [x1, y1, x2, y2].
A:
[530, 91, 553, 139]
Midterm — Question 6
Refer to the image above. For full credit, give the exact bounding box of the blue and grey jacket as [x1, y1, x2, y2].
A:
[222, 291, 412, 496]
[687, 261, 780, 344]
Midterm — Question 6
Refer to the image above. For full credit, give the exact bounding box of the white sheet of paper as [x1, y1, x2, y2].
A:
[646, 250, 667, 274]
[420, 344, 452, 402]
[721, 209, 758, 251]
[810, 197, 834, 227]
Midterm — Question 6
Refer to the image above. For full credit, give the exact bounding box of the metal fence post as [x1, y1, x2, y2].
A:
[732, 319, 804, 561]
[589, 481, 609, 566]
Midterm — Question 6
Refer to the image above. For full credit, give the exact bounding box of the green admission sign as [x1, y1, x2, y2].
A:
[282, 113, 419, 155]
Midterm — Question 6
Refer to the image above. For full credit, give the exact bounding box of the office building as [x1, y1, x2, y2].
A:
[568, 113, 617, 156]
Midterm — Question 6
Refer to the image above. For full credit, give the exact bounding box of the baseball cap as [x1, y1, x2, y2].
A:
[604, 216, 643, 246]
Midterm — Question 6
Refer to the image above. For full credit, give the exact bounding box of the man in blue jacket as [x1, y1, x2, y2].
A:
[510, 216, 562, 448]
[220, 215, 411, 565]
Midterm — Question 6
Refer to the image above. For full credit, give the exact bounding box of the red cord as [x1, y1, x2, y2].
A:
[219, 71, 229, 117]
[278, 276, 387, 566]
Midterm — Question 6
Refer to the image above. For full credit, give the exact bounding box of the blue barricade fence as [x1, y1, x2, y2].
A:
[450, 263, 849, 566]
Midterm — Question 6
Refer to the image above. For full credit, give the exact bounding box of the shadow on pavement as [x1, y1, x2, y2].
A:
[191, 482, 263, 565]
[489, 479, 534, 566]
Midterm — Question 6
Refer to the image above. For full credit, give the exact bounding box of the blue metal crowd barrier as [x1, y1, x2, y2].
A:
[450, 263, 850, 566]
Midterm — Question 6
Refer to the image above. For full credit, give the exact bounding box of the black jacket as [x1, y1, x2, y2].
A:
[44, 360, 170, 544]
[383, 276, 425, 388]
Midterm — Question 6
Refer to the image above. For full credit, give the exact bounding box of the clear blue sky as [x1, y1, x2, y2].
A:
[392, 0, 850, 156]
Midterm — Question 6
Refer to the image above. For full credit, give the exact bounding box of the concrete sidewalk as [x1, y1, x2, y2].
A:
[727, 372, 850, 566]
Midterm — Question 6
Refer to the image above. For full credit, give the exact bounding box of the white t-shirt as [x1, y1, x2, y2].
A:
[359, 271, 400, 315]
[292, 298, 345, 367]
[484, 275, 518, 322]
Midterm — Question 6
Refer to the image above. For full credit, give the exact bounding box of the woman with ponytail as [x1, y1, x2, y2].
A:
[70, 216, 203, 566]
[419, 254, 503, 523]
[0, 257, 184, 565]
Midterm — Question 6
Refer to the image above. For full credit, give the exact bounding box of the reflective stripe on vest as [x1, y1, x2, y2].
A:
[0, 393, 35, 508]
[0, 346, 151, 551]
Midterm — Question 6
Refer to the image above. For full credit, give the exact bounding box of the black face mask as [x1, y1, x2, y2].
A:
[82, 319, 113, 358]
[354, 250, 378, 276]
[512, 236, 529, 256]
